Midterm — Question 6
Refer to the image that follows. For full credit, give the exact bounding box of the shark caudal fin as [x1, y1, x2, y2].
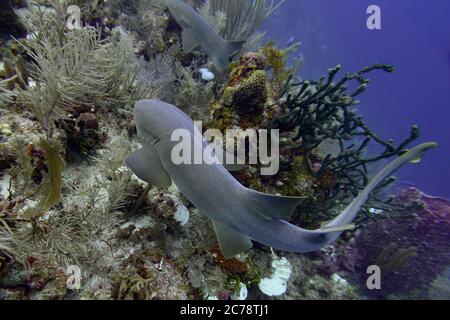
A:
[325, 142, 438, 229]
[242, 187, 304, 221]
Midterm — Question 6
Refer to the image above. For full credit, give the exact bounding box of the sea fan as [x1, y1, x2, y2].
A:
[347, 188, 450, 298]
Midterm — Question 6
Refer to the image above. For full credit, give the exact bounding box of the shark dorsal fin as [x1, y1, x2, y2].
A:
[242, 187, 303, 221]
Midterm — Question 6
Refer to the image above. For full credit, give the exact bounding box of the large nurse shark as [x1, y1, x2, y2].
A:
[126, 99, 438, 259]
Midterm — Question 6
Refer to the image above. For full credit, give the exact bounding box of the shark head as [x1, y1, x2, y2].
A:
[135, 100, 169, 147]
[134, 99, 194, 147]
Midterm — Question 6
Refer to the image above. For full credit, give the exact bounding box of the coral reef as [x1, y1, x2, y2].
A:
[344, 188, 450, 299]
[0, 0, 444, 301]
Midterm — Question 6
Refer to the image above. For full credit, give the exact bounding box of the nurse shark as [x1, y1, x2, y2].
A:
[126, 99, 438, 258]
[166, 0, 244, 72]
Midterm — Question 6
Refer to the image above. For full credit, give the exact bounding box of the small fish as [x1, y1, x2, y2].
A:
[126, 99, 438, 258]
[166, 0, 245, 72]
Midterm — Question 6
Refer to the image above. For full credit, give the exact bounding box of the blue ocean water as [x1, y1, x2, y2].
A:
[265, 0, 450, 198]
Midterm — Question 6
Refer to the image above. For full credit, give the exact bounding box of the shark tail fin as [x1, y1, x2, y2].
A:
[242, 187, 303, 221]
[327, 142, 438, 228]
[224, 40, 245, 59]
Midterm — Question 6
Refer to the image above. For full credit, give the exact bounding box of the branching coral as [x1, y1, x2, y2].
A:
[270, 64, 420, 216]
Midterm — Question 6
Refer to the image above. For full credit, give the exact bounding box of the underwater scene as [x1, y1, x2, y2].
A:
[0, 0, 449, 301]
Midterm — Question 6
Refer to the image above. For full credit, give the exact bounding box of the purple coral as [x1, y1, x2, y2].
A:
[345, 187, 450, 298]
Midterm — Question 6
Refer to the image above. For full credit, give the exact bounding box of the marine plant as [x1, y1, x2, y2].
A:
[17, 0, 151, 134]
[198, 0, 227, 34]
[0, 78, 16, 109]
[7, 129, 136, 267]
[0, 218, 15, 260]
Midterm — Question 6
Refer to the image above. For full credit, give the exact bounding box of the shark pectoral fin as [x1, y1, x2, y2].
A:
[213, 221, 253, 259]
[242, 188, 303, 221]
[181, 29, 198, 53]
[224, 40, 245, 59]
[320, 224, 355, 233]
[125, 146, 172, 189]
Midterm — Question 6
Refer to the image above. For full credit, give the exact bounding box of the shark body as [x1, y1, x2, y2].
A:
[166, 0, 244, 72]
[126, 99, 437, 258]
